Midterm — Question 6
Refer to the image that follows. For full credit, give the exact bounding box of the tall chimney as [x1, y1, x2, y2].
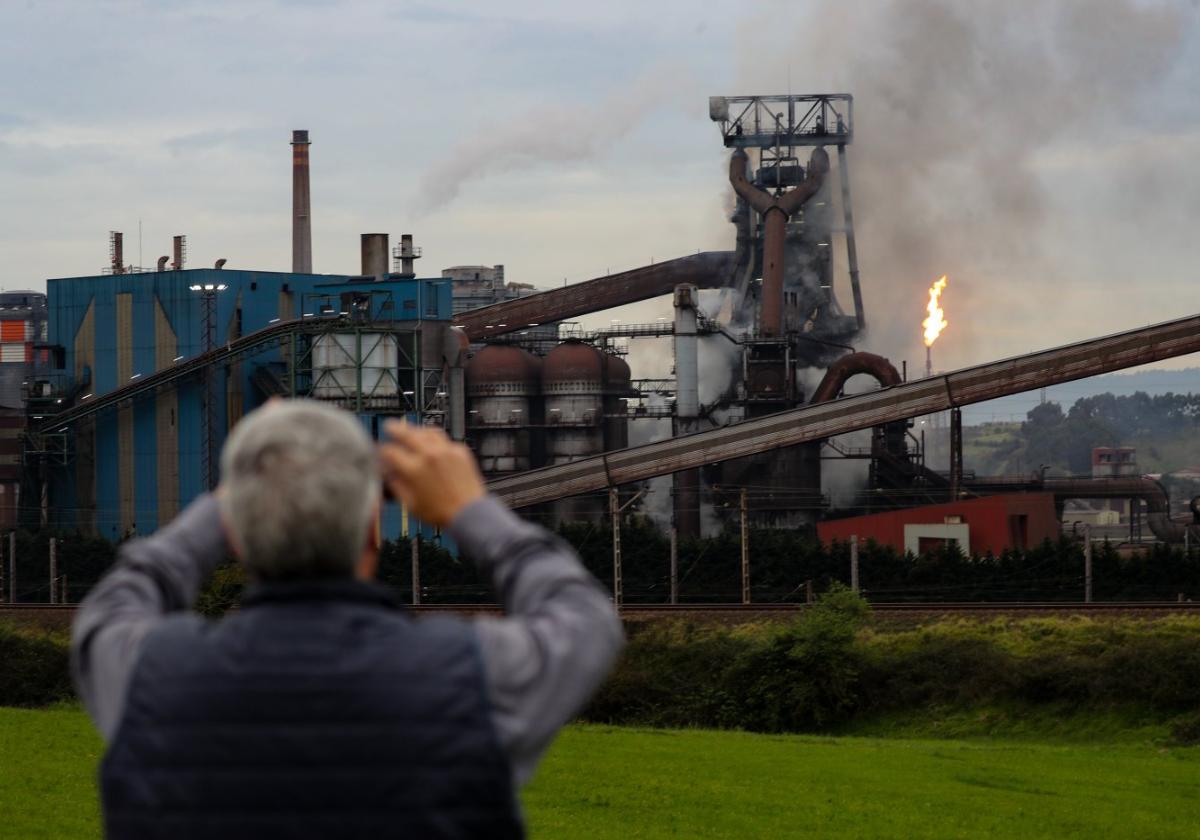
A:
[395, 233, 421, 278]
[361, 233, 389, 281]
[171, 234, 186, 270]
[110, 231, 125, 275]
[292, 129, 312, 273]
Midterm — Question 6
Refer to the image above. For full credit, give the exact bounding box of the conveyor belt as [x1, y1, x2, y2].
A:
[452, 251, 737, 340]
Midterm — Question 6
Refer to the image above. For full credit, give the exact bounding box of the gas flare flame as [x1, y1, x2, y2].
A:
[922, 275, 949, 347]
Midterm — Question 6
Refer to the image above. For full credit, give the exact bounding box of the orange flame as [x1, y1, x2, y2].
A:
[922, 275, 948, 347]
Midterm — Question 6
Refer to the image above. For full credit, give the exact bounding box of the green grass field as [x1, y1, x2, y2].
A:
[2, 707, 1198, 839]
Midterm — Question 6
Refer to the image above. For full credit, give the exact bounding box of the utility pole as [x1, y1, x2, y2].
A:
[49, 538, 57, 605]
[8, 531, 15, 604]
[669, 526, 678, 605]
[1083, 524, 1092, 603]
[411, 535, 421, 606]
[610, 487, 622, 606]
[740, 488, 750, 605]
[805, 579, 814, 605]
[850, 534, 860, 593]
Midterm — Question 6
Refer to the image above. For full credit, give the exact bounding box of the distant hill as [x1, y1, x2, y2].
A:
[960, 367, 1200, 426]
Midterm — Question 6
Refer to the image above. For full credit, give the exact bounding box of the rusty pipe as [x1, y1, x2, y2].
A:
[808, 351, 902, 404]
[156, 256, 169, 272]
[729, 147, 830, 337]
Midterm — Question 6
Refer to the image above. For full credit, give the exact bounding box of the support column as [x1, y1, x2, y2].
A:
[837, 144, 864, 330]
[850, 534, 860, 593]
[49, 538, 57, 605]
[411, 535, 421, 606]
[610, 487, 622, 606]
[740, 488, 750, 605]
[950, 407, 963, 500]
[1084, 525, 1093, 603]
[673, 285, 701, 538]
[669, 526, 678, 605]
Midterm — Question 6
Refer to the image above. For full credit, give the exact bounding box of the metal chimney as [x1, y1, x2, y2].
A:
[361, 233, 389, 281]
[110, 231, 125, 275]
[171, 235, 186, 270]
[394, 233, 421, 278]
[292, 129, 313, 273]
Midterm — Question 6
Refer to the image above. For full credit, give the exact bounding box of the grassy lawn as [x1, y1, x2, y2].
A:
[2, 708, 1198, 839]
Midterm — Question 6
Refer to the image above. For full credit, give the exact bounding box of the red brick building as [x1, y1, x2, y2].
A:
[817, 493, 1060, 556]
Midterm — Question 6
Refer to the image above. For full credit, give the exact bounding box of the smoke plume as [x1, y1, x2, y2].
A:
[737, 0, 1195, 369]
[414, 63, 689, 214]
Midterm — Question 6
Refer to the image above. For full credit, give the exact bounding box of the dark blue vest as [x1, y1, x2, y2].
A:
[100, 580, 523, 840]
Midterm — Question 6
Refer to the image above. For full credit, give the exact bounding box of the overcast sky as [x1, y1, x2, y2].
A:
[3, 0, 1199, 380]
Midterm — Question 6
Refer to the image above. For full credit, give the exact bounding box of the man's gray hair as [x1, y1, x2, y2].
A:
[218, 399, 380, 581]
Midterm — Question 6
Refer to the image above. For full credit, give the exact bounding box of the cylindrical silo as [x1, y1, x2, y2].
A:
[603, 352, 631, 452]
[465, 344, 540, 476]
[543, 341, 606, 522]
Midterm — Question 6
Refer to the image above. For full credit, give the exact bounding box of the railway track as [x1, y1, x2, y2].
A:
[3, 601, 1197, 617]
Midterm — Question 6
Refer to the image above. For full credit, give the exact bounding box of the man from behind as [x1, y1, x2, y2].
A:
[71, 399, 624, 839]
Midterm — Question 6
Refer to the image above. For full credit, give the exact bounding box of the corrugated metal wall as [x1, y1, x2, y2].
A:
[154, 299, 179, 525]
[116, 293, 135, 535]
[47, 270, 452, 537]
[73, 300, 96, 532]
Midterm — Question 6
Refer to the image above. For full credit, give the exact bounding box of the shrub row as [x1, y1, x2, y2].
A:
[584, 588, 1200, 733]
[0, 622, 72, 707]
[7, 592, 1200, 742]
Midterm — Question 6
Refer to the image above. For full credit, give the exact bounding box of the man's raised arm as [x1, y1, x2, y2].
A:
[380, 422, 625, 786]
[70, 495, 228, 739]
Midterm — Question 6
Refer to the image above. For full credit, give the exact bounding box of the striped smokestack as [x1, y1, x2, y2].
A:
[291, 129, 312, 273]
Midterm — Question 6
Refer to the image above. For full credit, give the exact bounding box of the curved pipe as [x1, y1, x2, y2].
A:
[729, 147, 830, 337]
[808, 351, 902, 404]
[214, 258, 228, 270]
[156, 256, 170, 271]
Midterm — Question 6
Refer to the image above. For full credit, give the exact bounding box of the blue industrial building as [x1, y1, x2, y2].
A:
[38, 268, 458, 542]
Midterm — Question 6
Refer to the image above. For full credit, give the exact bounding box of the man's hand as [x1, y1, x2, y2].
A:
[379, 421, 486, 528]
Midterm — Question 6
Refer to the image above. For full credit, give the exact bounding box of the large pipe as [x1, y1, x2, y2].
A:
[172, 235, 185, 270]
[454, 251, 736, 341]
[673, 284, 701, 537]
[361, 233, 389, 280]
[444, 326, 469, 441]
[806, 352, 905, 515]
[729, 147, 830, 336]
[291, 129, 313, 274]
[808, 351, 902, 404]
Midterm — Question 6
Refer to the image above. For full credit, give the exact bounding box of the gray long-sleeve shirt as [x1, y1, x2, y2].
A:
[71, 494, 624, 786]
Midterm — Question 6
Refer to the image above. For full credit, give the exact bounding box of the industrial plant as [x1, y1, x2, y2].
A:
[7, 94, 1200, 568]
